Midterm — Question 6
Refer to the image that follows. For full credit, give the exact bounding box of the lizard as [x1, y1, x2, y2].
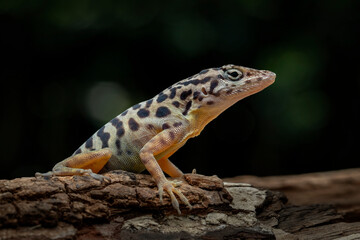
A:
[36, 64, 276, 214]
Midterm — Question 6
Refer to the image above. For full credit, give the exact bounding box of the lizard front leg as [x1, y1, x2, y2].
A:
[158, 158, 183, 178]
[139, 128, 191, 214]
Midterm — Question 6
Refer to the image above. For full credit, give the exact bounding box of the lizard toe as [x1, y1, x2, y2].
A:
[158, 185, 164, 204]
[161, 180, 192, 214]
[84, 170, 109, 183]
[172, 187, 192, 210]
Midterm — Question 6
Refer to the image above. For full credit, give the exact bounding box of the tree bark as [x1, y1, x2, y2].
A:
[224, 168, 360, 219]
[0, 169, 359, 239]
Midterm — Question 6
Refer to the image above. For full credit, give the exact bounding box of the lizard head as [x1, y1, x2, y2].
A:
[160, 64, 275, 127]
[165, 64, 275, 135]
[186, 64, 276, 114]
[153, 64, 275, 135]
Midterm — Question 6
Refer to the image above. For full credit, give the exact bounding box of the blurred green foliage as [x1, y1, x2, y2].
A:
[0, 0, 359, 179]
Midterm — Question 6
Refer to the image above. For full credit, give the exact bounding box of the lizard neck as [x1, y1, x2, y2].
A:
[186, 102, 232, 137]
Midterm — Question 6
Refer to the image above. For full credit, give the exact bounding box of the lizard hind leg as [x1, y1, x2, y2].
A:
[37, 148, 112, 182]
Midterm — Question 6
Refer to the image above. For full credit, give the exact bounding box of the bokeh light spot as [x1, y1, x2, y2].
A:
[86, 82, 131, 124]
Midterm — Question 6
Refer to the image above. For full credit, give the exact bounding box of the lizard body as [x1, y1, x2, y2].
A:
[36, 64, 275, 214]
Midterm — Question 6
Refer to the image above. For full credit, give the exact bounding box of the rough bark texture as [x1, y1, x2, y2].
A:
[0, 169, 359, 239]
[224, 168, 360, 219]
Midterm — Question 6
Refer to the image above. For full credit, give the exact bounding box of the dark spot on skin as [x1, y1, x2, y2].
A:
[169, 88, 177, 99]
[201, 76, 212, 83]
[207, 101, 214, 105]
[226, 89, 233, 95]
[156, 106, 171, 118]
[247, 72, 254, 76]
[121, 110, 128, 116]
[199, 69, 209, 75]
[128, 118, 139, 131]
[160, 138, 167, 145]
[145, 99, 153, 108]
[117, 150, 122, 156]
[177, 76, 212, 86]
[209, 80, 218, 94]
[172, 101, 180, 108]
[182, 101, 192, 116]
[126, 150, 132, 155]
[132, 104, 141, 110]
[110, 117, 120, 126]
[74, 148, 82, 154]
[117, 126, 125, 137]
[193, 91, 200, 100]
[257, 77, 262, 81]
[157, 93, 168, 103]
[198, 96, 203, 101]
[85, 137, 93, 149]
[111, 118, 125, 137]
[180, 89, 192, 100]
[217, 74, 224, 80]
[137, 108, 150, 118]
[162, 123, 170, 130]
[115, 139, 121, 149]
[173, 122, 183, 127]
[179, 80, 196, 87]
[169, 131, 175, 140]
[246, 80, 251, 84]
[97, 126, 110, 148]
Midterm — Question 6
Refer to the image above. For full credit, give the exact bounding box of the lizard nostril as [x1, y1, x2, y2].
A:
[201, 87, 208, 95]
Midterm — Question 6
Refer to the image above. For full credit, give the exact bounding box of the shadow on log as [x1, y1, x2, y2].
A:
[0, 169, 359, 239]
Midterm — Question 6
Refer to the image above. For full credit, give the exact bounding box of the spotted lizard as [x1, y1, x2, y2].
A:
[36, 64, 276, 214]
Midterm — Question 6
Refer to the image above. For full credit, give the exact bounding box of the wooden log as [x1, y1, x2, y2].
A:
[0, 169, 359, 239]
[224, 168, 360, 217]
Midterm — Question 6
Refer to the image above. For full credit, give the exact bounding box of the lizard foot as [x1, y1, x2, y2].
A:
[169, 179, 182, 187]
[158, 179, 192, 214]
[35, 171, 53, 178]
[82, 169, 111, 183]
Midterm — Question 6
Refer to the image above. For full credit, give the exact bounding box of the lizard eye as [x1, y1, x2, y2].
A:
[225, 69, 243, 81]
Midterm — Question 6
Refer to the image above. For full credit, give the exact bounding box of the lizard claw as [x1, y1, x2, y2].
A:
[158, 180, 192, 214]
[158, 185, 164, 203]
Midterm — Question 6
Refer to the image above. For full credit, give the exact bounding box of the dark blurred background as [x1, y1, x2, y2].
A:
[1, 1, 359, 180]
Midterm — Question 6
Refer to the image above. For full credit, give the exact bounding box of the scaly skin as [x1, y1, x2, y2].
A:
[36, 64, 276, 214]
